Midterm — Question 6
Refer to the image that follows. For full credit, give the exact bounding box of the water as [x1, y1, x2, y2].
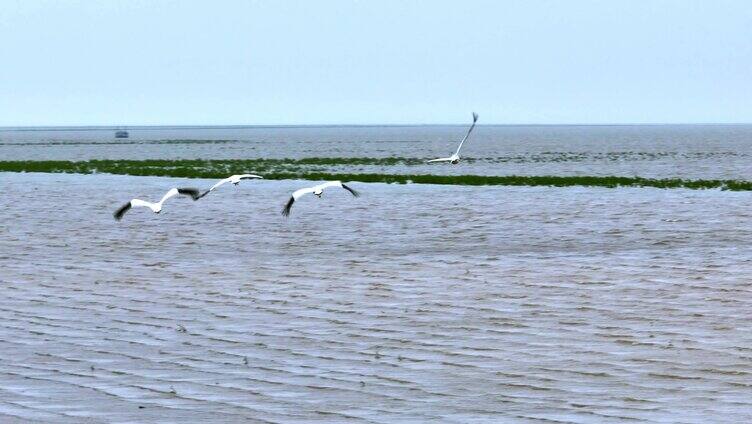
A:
[2, 124, 752, 178]
[1, 126, 752, 422]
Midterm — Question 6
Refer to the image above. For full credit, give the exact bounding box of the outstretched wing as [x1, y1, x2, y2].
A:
[316, 181, 343, 191]
[283, 186, 316, 217]
[159, 188, 179, 204]
[238, 174, 263, 180]
[113, 201, 132, 220]
[340, 183, 360, 197]
[281, 196, 295, 217]
[177, 187, 201, 200]
[130, 199, 153, 208]
[427, 157, 454, 163]
[208, 177, 232, 192]
[454, 112, 478, 156]
[292, 187, 316, 200]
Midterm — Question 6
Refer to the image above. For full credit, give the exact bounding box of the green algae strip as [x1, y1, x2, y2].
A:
[2, 159, 752, 191]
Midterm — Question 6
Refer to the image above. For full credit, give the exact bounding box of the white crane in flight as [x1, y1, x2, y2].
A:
[196, 174, 263, 199]
[427, 112, 479, 164]
[113, 187, 200, 220]
[282, 181, 359, 217]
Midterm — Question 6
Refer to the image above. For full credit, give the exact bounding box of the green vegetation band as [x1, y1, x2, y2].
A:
[1, 159, 751, 191]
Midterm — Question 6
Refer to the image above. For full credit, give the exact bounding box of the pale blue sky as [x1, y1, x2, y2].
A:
[0, 0, 749, 125]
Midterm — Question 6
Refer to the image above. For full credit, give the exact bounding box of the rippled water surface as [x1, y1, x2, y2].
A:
[1, 172, 752, 423]
[2, 125, 752, 178]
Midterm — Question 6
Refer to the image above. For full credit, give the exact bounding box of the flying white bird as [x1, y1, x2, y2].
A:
[427, 112, 479, 164]
[196, 174, 263, 199]
[282, 181, 359, 217]
[113, 187, 201, 220]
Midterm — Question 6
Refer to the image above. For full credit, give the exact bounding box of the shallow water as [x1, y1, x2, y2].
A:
[1, 172, 751, 423]
[2, 125, 752, 179]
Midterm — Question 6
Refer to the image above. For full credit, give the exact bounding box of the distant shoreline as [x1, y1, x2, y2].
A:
[1, 123, 751, 132]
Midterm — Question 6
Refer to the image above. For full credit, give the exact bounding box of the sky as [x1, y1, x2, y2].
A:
[0, 0, 750, 126]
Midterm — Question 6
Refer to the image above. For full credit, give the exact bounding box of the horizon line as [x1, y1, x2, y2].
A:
[1, 122, 751, 131]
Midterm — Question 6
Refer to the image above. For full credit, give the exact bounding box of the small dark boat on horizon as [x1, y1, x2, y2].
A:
[115, 130, 129, 138]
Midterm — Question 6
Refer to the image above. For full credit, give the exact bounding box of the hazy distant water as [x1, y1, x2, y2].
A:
[2, 124, 752, 179]
[1, 172, 752, 423]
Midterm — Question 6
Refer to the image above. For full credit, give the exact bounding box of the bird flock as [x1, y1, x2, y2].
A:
[113, 113, 478, 220]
